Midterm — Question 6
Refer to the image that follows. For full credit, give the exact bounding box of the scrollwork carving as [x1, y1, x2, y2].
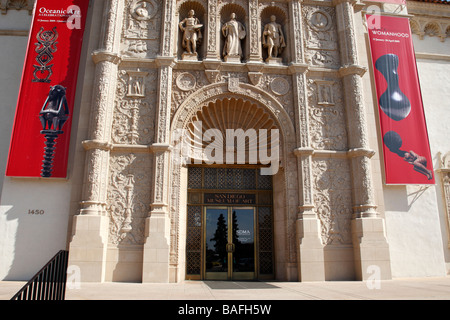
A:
[307, 77, 347, 151]
[112, 69, 157, 145]
[312, 159, 352, 246]
[107, 153, 152, 245]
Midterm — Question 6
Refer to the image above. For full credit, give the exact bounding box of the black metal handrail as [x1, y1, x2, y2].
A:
[11, 250, 69, 300]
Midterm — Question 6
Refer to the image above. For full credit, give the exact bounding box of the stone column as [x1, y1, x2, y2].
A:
[290, 0, 325, 282]
[142, 0, 176, 283]
[334, 0, 391, 280]
[68, 0, 124, 282]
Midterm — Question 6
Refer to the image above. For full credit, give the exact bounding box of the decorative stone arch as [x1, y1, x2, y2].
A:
[171, 81, 296, 154]
[168, 81, 299, 281]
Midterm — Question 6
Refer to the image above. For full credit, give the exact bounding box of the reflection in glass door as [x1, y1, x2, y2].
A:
[232, 208, 255, 280]
[205, 208, 228, 280]
[204, 207, 255, 280]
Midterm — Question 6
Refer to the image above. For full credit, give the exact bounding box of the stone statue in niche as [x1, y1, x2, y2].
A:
[262, 15, 285, 63]
[179, 9, 203, 60]
[222, 13, 246, 62]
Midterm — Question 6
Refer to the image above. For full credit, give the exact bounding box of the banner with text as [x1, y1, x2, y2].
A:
[366, 14, 434, 184]
[6, 0, 89, 178]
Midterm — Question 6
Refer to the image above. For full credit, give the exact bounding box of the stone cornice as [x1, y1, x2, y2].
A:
[82, 140, 113, 151]
[293, 148, 376, 158]
[338, 64, 368, 77]
[91, 50, 122, 65]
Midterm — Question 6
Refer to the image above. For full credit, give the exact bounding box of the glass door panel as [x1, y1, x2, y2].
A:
[231, 208, 255, 280]
[204, 206, 256, 281]
[205, 208, 228, 280]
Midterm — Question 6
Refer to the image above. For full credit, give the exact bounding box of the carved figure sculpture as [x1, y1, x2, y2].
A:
[179, 9, 203, 55]
[39, 85, 69, 131]
[222, 13, 246, 60]
[262, 15, 286, 59]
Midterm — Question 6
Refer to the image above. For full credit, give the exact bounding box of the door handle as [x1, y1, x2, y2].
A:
[226, 243, 235, 253]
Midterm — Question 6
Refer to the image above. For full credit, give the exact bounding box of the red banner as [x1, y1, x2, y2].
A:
[367, 14, 434, 184]
[6, 0, 89, 178]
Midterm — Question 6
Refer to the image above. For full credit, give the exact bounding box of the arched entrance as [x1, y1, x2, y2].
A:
[169, 82, 298, 281]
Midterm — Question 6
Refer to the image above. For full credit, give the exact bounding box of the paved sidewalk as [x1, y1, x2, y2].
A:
[2, 277, 449, 300]
[3, 277, 450, 300]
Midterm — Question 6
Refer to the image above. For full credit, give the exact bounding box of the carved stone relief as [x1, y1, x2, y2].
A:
[0, 0, 33, 14]
[312, 158, 352, 246]
[171, 70, 209, 118]
[107, 153, 152, 245]
[307, 77, 347, 151]
[112, 69, 157, 145]
[122, 0, 162, 58]
[302, 5, 340, 67]
[257, 74, 294, 122]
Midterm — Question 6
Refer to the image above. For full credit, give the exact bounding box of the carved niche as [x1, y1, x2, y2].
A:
[312, 158, 352, 246]
[259, 2, 289, 64]
[302, 5, 340, 67]
[122, 0, 162, 58]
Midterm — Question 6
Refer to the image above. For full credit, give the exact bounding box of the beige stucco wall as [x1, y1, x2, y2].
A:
[381, 3, 450, 278]
[0, 2, 98, 280]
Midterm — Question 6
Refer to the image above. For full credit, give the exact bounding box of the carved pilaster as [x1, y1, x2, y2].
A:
[81, 0, 124, 216]
[205, 0, 219, 60]
[69, 0, 125, 283]
[248, 0, 261, 62]
[335, 0, 376, 217]
[143, 50, 175, 282]
[289, 0, 305, 64]
[292, 67, 325, 281]
[160, 0, 176, 56]
[334, 0, 391, 280]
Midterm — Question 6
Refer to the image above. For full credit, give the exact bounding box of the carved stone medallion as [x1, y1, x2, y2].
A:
[270, 77, 290, 96]
[307, 10, 332, 32]
[176, 72, 197, 91]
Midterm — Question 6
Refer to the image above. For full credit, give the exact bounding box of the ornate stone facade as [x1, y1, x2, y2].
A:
[68, 0, 395, 283]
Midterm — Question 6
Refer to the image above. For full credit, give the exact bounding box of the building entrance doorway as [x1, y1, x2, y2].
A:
[205, 207, 256, 280]
[186, 166, 274, 280]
